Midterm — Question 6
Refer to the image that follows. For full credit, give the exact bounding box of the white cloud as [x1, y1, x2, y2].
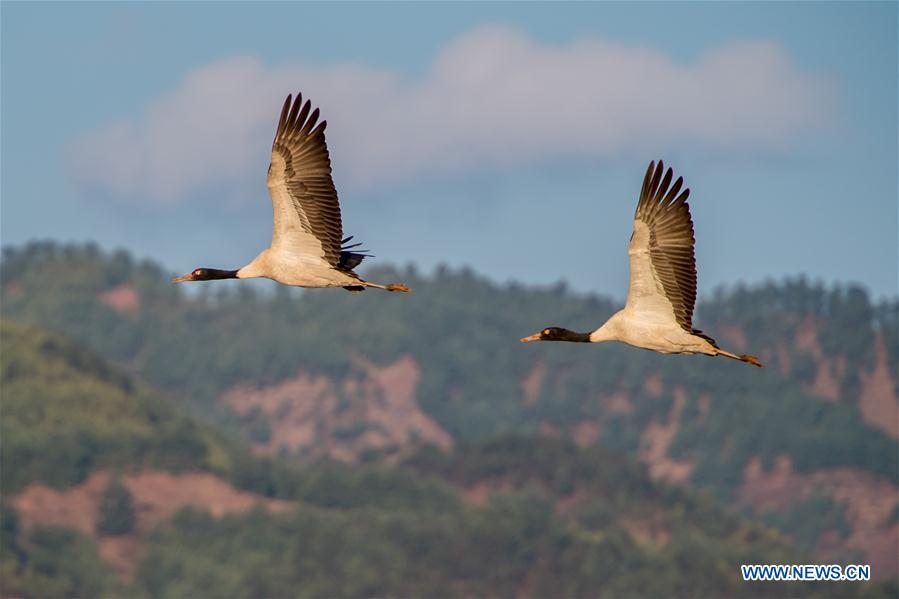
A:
[69, 25, 831, 203]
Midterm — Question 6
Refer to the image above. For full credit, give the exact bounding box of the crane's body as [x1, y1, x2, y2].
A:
[588, 311, 715, 354]
[173, 93, 409, 294]
[522, 160, 762, 368]
[235, 247, 361, 288]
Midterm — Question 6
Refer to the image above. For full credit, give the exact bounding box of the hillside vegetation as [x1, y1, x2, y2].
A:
[2, 241, 897, 580]
[2, 242, 895, 481]
[0, 320, 231, 492]
[7, 320, 886, 597]
[131, 438, 848, 599]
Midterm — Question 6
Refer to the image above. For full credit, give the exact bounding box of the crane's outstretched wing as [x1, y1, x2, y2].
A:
[267, 93, 343, 267]
[626, 160, 708, 339]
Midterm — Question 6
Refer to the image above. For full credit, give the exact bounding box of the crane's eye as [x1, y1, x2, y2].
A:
[544, 328, 552, 336]
[194, 269, 204, 277]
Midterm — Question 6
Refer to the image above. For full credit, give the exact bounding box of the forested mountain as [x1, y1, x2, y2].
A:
[2, 241, 897, 583]
[6, 318, 882, 597]
[0, 320, 231, 493]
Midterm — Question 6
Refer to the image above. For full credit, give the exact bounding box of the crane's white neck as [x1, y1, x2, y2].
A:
[589, 312, 623, 343]
[236, 251, 269, 279]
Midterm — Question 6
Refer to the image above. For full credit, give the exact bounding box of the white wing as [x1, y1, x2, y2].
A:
[625, 160, 701, 334]
[266, 94, 343, 267]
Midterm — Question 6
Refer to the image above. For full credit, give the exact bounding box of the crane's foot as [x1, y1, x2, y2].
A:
[740, 353, 764, 368]
[716, 348, 764, 368]
[362, 281, 411, 293]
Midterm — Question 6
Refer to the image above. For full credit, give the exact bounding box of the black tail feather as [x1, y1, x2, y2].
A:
[339, 252, 369, 271]
[692, 328, 718, 348]
[339, 236, 373, 272]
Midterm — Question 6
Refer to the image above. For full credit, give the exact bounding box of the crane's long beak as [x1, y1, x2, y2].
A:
[172, 272, 195, 283]
[520, 332, 541, 343]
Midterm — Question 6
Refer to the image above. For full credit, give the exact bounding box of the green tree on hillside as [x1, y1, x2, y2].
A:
[96, 475, 136, 536]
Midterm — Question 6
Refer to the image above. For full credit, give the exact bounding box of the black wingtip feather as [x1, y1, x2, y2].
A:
[286, 97, 301, 134]
[302, 108, 320, 136]
[277, 95, 292, 137]
[662, 176, 684, 205]
[297, 99, 312, 127]
[654, 167, 673, 204]
[649, 161, 663, 197]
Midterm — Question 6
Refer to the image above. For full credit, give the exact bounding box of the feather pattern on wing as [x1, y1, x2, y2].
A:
[267, 93, 344, 267]
[627, 160, 714, 343]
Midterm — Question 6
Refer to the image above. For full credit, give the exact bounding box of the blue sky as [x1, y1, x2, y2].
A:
[2, 2, 896, 300]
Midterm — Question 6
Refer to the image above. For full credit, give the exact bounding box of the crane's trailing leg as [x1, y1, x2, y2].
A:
[361, 281, 411, 293]
[714, 348, 763, 368]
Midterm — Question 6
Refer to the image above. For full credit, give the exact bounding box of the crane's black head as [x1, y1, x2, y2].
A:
[172, 268, 238, 283]
[520, 327, 591, 343]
